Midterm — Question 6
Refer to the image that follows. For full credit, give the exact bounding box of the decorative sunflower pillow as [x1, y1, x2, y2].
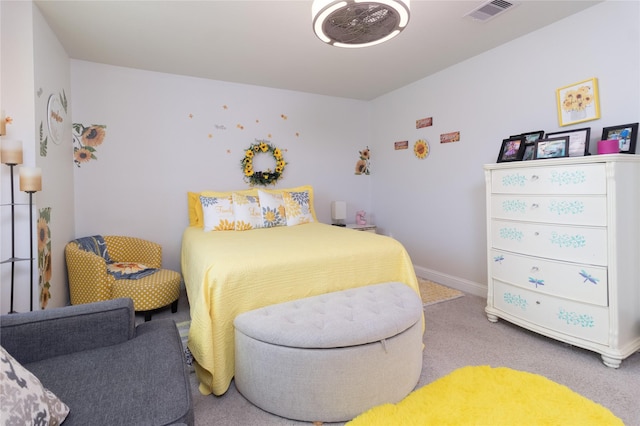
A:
[257, 190, 287, 228]
[283, 190, 314, 226]
[107, 262, 157, 279]
[232, 193, 263, 231]
[200, 195, 235, 231]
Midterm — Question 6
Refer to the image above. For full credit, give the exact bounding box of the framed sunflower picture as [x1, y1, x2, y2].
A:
[556, 78, 600, 127]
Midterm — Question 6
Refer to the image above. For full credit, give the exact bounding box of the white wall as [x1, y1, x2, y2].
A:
[32, 5, 74, 309]
[0, 2, 74, 313]
[370, 1, 640, 295]
[71, 62, 372, 272]
[1, 1, 38, 313]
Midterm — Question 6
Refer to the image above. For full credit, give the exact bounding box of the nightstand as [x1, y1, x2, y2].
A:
[346, 224, 377, 234]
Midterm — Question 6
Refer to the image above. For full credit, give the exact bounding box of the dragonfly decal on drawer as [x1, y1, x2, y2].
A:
[528, 277, 545, 288]
[579, 270, 600, 285]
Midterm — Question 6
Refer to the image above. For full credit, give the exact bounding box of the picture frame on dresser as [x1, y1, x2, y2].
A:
[533, 137, 569, 160]
[522, 143, 536, 161]
[497, 136, 526, 163]
[601, 122, 638, 154]
[546, 127, 591, 157]
[511, 130, 544, 143]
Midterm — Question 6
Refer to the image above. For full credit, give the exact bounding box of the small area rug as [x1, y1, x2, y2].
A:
[346, 365, 623, 425]
[418, 277, 463, 306]
[175, 320, 194, 368]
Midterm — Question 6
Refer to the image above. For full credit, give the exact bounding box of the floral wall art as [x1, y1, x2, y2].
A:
[355, 147, 370, 175]
[37, 207, 52, 309]
[39, 90, 68, 157]
[72, 123, 107, 166]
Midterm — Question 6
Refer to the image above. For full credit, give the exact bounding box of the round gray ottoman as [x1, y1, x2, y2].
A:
[233, 281, 424, 423]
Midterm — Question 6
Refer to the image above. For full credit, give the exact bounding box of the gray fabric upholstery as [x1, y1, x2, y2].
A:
[234, 282, 423, 423]
[1, 299, 194, 426]
[234, 281, 423, 348]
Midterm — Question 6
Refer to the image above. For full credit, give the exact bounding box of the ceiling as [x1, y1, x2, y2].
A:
[35, 0, 601, 101]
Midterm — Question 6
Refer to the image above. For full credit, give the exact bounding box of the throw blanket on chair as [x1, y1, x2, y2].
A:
[74, 235, 158, 280]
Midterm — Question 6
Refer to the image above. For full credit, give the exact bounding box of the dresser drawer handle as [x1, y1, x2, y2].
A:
[531, 203, 539, 209]
[531, 175, 539, 181]
[530, 266, 539, 272]
[536, 301, 541, 305]
[534, 232, 540, 236]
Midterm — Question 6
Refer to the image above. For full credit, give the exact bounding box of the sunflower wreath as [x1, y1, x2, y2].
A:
[241, 140, 287, 186]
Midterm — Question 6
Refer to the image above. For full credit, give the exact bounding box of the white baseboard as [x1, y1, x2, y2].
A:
[413, 265, 487, 298]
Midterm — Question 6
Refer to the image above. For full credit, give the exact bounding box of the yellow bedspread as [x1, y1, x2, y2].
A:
[181, 222, 420, 396]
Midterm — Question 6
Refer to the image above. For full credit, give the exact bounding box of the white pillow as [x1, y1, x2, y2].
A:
[0, 346, 70, 425]
[258, 190, 287, 228]
[232, 193, 263, 231]
[200, 195, 235, 231]
[283, 190, 315, 226]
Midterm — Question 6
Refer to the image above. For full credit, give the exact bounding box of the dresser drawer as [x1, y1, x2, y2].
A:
[491, 164, 606, 195]
[493, 280, 609, 345]
[491, 220, 607, 265]
[490, 250, 607, 306]
[491, 195, 607, 226]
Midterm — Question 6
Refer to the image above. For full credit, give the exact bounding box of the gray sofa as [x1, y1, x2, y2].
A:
[0, 298, 193, 425]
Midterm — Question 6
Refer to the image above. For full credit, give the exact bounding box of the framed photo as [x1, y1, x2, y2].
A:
[497, 137, 526, 163]
[556, 78, 600, 127]
[522, 143, 536, 161]
[545, 127, 591, 157]
[511, 130, 544, 143]
[601, 122, 638, 154]
[534, 137, 570, 160]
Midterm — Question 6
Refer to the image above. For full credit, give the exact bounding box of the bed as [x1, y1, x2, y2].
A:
[181, 187, 421, 396]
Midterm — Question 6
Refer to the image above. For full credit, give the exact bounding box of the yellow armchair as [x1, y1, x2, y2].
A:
[65, 236, 181, 321]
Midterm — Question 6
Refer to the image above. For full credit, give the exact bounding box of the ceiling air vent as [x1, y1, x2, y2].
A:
[465, 0, 516, 22]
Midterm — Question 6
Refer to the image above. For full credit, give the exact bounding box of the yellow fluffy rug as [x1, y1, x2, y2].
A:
[347, 366, 622, 425]
[418, 277, 464, 306]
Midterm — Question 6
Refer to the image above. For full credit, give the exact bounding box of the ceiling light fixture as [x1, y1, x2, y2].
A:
[312, 0, 410, 48]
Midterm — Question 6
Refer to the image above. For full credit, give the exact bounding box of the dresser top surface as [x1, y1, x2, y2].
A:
[484, 154, 640, 170]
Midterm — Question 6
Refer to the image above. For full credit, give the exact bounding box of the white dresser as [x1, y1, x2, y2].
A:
[484, 155, 640, 368]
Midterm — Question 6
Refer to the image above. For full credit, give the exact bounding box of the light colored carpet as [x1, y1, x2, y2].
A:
[346, 365, 623, 425]
[418, 277, 463, 306]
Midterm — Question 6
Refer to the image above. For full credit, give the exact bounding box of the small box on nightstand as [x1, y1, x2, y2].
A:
[346, 224, 377, 234]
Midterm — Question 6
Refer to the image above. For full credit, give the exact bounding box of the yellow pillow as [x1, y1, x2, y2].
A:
[201, 194, 235, 231]
[233, 193, 263, 231]
[283, 190, 315, 226]
[187, 185, 317, 227]
[262, 185, 318, 222]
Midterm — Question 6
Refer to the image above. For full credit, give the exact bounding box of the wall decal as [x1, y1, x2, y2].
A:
[38, 207, 52, 310]
[47, 92, 67, 145]
[414, 139, 429, 159]
[72, 123, 107, 167]
[394, 140, 408, 150]
[39, 90, 68, 157]
[440, 131, 460, 144]
[39, 122, 49, 157]
[355, 147, 370, 175]
[416, 117, 433, 129]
